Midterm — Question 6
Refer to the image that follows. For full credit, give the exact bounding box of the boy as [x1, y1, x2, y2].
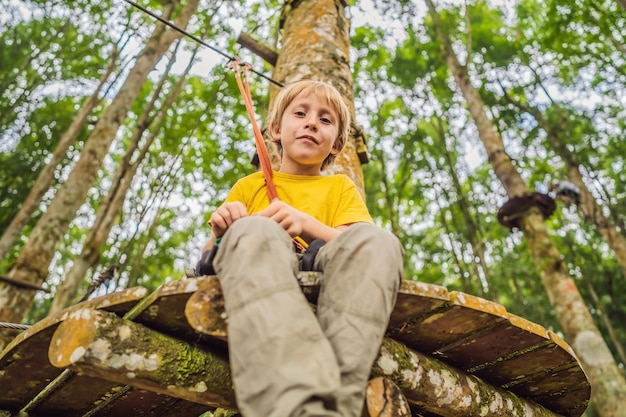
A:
[197, 80, 403, 417]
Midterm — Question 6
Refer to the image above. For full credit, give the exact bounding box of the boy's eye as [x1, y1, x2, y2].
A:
[295, 111, 306, 116]
[320, 117, 332, 124]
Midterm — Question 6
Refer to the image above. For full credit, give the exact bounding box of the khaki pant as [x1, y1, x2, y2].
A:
[214, 217, 403, 417]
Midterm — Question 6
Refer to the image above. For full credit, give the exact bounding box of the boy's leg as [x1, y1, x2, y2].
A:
[313, 223, 403, 417]
[213, 217, 342, 417]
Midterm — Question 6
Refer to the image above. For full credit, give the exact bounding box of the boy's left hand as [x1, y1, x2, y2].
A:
[254, 200, 307, 238]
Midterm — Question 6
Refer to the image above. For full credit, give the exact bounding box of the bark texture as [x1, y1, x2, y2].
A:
[365, 377, 411, 417]
[0, 0, 199, 347]
[270, 0, 366, 194]
[424, 0, 626, 415]
[49, 308, 236, 410]
[374, 338, 565, 417]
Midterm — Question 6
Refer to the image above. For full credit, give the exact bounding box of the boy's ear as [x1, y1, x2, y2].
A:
[330, 137, 341, 155]
[269, 122, 280, 140]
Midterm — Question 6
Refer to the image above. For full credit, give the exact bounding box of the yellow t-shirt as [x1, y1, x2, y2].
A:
[225, 171, 373, 228]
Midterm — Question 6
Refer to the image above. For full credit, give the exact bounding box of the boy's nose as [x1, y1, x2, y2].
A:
[304, 117, 318, 130]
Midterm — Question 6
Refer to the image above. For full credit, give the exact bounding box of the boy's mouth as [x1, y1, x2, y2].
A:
[298, 135, 318, 144]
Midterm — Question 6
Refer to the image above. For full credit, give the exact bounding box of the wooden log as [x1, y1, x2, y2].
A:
[365, 377, 411, 417]
[0, 286, 149, 413]
[184, 273, 322, 339]
[49, 308, 236, 411]
[184, 276, 227, 339]
[373, 337, 564, 417]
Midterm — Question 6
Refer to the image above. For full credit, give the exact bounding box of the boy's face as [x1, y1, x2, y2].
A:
[273, 92, 341, 174]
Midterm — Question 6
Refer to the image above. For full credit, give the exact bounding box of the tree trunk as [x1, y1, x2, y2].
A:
[269, 0, 366, 194]
[48, 43, 196, 314]
[438, 204, 471, 293]
[436, 118, 492, 298]
[0, 0, 200, 347]
[562, 232, 626, 366]
[0, 45, 119, 261]
[554, 136, 626, 278]
[424, 0, 626, 415]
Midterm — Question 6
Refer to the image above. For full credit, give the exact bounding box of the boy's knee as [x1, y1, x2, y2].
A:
[347, 223, 403, 259]
[226, 216, 279, 238]
[348, 224, 404, 286]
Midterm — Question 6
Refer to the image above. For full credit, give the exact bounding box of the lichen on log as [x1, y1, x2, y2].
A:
[372, 338, 563, 417]
[48, 308, 236, 410]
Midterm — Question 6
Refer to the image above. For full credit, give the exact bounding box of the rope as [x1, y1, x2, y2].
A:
[0, 321, 30, 330]
[230, 59, 278, 202]
[121, 0, 283, 87]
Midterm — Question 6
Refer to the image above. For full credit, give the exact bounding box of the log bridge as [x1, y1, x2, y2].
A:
[0, 273, 590, 416]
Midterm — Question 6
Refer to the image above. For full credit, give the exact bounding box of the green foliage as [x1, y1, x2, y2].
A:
[466, 0, 520, 67]
[0, 96, 83, 234]
[0, 15, 113, 132]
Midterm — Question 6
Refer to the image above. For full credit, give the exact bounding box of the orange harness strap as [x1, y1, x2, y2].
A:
[231, 59, 279, 202]
[230, 61, 308, 251]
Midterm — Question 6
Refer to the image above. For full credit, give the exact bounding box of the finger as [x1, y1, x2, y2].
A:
[225, 202, 248, 220]
[209, 215, 226, 237]
[255, 204, 277, 218]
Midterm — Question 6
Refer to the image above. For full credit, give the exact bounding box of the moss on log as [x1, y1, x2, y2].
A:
[373, 338, 563, 417]
[49, 308, 236, 410]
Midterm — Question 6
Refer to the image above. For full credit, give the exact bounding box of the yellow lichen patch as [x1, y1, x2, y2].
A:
[449, 291, 508, 318]
[400, 280, 449, 300]
[548, 330, 577, 358]
[507, 313, 548, 339]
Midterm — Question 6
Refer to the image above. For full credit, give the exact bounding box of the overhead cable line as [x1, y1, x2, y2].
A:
[122, 0, 283, 87]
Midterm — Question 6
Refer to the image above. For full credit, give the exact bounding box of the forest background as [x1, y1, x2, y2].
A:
[1, 0, 625, 415]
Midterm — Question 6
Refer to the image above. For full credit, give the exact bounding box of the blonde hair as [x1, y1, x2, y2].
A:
[266, 80, 351, 170]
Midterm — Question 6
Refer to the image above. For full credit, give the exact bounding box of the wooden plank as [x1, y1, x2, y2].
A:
[528, 381, 591, 417]
[0, 287, 148, 414]
[388, 290, 509, 353]
[433, 313, 550, 371]
[389, 281, 449, 329]
[499, 331, 590, 417]
[470, 337, 581, 386]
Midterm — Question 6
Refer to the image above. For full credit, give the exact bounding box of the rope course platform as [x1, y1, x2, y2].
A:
[0, 274, 590, 417]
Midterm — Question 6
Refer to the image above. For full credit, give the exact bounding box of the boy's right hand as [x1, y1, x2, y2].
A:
[209, 201, 248, 238]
